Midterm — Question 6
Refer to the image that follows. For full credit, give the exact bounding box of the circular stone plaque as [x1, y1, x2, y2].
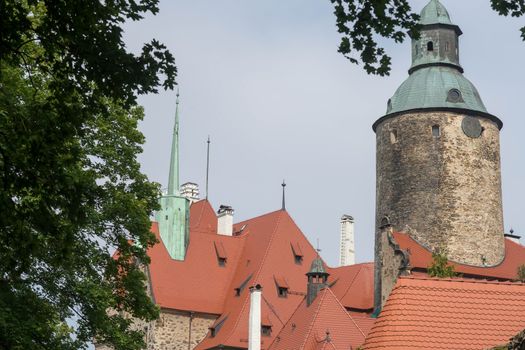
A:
[462, 116, 482, 138]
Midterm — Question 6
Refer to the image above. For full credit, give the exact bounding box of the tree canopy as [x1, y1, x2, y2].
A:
[331, 0, 525, 76]
[0, 1, 175, 349]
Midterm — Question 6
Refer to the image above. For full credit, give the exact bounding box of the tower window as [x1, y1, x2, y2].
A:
[390, 130, 398, 144]
[432, 125, 441, 138]
[427, 41, 434, 51]
[445, 42, 450, 52]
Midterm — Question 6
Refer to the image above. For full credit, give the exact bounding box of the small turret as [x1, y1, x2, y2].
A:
[306, 257, 329, 306]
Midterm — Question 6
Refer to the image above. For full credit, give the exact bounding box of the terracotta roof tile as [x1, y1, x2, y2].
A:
[148, 204, 374, 349]
[268, 288, 371, 350]
[363, 276, 525, 349]
[328, 263, 375, 311]
[393, 232, 525, 280]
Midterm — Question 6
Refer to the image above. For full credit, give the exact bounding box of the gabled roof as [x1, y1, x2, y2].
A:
[363, 276, 525, 349]
[268, 288, 370, 350]
[196, 209, 322, 349]
[393, 232, 525, 280]
[148, 200, 375, 349]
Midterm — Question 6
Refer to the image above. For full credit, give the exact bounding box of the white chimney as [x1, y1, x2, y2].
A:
[248, 285, 262, 350]
[339, 214, 355, 266]
[179, 182, 200, 204]
[217, 205, 234, 236]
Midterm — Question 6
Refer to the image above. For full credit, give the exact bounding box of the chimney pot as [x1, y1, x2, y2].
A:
[218, 205, 234, 236]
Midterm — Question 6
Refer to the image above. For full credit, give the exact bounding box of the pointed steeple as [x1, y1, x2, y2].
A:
[168, 90, 180, 195]
[155, 90, 190, 261]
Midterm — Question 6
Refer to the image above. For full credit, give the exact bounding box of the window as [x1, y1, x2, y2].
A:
[234, 274, 252, 296]
[427, 41, 434, 51]
[210, 316, 228, 337]
[275, 276, 289, 298]
[165, 215, 168, 220]
[262, 325, 272, 337]
[432, 125, 441, 138]
[214, 241, 227, 267]
[445, 42, 450, 52]
[291, 242, 303, 265]
[390, 130, 398, 144]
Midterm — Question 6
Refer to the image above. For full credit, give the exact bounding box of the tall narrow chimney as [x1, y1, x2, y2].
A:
[179, 182, 200, 204]
[248, 285, 262, 350]
[339, 215, 355, 266]
[217, 205, 234, 236]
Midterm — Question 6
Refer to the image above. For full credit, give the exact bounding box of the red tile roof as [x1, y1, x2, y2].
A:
[393, 232, 525, 281]
[268, 288, 370, 350]
[363, 276, 525, 350]
[148, 200, 374, 349]
[328, 263, 375, 311]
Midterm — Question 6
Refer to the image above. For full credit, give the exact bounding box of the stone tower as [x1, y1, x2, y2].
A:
[374, 0, 505, 267]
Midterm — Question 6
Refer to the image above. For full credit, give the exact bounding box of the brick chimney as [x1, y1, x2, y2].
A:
[248, 285, 262, 350]
[217, 205, 234, 236]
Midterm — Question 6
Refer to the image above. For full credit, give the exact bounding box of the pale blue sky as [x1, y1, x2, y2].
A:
[124, 0, 525, 266]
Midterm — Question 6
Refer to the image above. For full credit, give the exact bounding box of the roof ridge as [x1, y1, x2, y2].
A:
[400, 275, 525, 286]
[329, 262, 374, 271]
[325, 287, 367, 339]
[219, 210, 284, 345]
[338, 264, 365, 303]
[234, 208, 283, 227]
[300, 287, 328, 350]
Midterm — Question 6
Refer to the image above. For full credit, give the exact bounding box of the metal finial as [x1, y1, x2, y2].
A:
[176, 88, 180, 104]
[205, 136, 211, 200]
[281, 180, 286, 210]
[316, 239, 321, 254]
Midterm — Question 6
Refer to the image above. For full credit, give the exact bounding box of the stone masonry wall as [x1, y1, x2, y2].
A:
[148, 310, 216, 350]
[375, 111, 505, 266]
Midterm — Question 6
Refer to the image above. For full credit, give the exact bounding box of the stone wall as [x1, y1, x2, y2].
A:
[375, 111, 505, 266]
[148, 309, 216, 350]
[374, 223, 410, 311]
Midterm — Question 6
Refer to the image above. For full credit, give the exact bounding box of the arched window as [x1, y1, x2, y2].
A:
[390, 130, 398, 144]
[427, 41, 434, 51]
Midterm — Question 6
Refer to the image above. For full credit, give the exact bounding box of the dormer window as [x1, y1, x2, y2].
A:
[234, 274, 252, 297]
[209, 315, 228, 337]
[214, 241, 227, 267]
[291, 242, 303, 265]
[427, 41, 434, 51]
[261, 325, 272, 337]
[275, 276, 289, 298]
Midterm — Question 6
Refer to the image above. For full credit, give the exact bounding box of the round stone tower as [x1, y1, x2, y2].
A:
[374, 0, 505, 266]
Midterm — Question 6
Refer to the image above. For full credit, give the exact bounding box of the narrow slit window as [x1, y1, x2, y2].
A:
[390, 130, 398, 144]
[427, 41, 434, 51]
[445, 42, 450, 52]
[432, 125, 441, 138]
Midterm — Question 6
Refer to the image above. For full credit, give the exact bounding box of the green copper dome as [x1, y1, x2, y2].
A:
[386, 66, 487, 115]
[375, 0, 502, 130]
[420, 0, 452, 25]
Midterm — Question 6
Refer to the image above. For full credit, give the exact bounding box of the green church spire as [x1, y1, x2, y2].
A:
[155, 91, 190, 261]
[167, 90, 180, 195]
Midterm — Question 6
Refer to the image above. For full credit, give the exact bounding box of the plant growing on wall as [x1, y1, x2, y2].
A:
[427, 249, 457, 278]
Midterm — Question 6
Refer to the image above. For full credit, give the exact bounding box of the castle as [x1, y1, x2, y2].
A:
[96, 1, 525, 349]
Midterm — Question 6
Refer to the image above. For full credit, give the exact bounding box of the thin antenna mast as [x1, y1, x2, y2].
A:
[205, 136, 210, 199]
[281, 180, 286, 210]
